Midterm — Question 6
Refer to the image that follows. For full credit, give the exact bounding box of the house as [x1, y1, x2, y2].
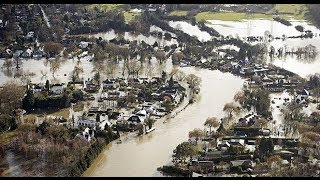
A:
[261, 76, 274, 85]
[13, 50, 23, 58]
[33, 50, 44, 59]
[229, 160, 254, 172]
[190, 160, 214, 173]
[79, 41, 89, 49]
[127, 109, 148, 125]
[127, 78, 142, 86]
[76, 127, 95, 141]
[76, 119, 96, 128]
[264, 83, 284, 92]
[21, 48, 33, 58]
[51, 83, 65, 94]
[229, 139, 245, 147]
[295, 89, 310, 104]
[85, 79, 99, 93]
[217, 140, 231, 151]
[33, 83, 46, 92]
[103, 79, 119, 90]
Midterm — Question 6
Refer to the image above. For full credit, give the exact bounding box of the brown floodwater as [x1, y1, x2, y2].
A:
[83, 66, 244, 177]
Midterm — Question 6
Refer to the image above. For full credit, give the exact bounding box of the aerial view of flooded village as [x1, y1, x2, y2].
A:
[0, 4, 320, 177]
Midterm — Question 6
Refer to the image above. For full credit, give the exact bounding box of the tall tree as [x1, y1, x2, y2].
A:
[22, 89, 35, 111]
[204, 117, 220, 135]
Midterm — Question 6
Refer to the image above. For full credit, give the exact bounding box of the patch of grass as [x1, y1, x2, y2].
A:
[86, 4, 126, 12]
[0, 131, 17, 145]
[195, 4, 309, 22]
[124, 12, 141, 23]
[73, 102, 84, 112]
[24, 114, 37, 122]
[195, 12, 273, 22]
[48, 108, 70, 120]
[169, 10, 188, 16]
[267, 4, 308, 20]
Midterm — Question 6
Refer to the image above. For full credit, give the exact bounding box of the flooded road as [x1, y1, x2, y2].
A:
[83, 67, 244, 177]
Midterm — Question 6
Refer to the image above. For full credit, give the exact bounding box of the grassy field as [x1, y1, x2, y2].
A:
[195, 12, 273, 22]
[195, 4, 309, 22]
[267, 4, 308, 20]
[169, 10, 188, 16]
[124, 12, 141, 23]
[48, 108, 70, 120]
[86, 4, 125, 12]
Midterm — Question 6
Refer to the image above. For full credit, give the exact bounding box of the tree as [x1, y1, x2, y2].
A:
[172, 141, 197, 164]
[223, 102, 241, 118]
[252, 89, 271, 118]
[22, 89, 35, 111]
[50, 58, 61, 77]
[313, 87, 320, 104]
[185, 74, 201, 91]
[44, 42, 63, 57]
[145, 117, 155, 129]
[0, 81, 25, 115]
[45, 80, 50, 91]
[94, 72, 101, 85]
[204, 117, 220, 135]
[188, 128, 204, 144]
[256, 137, 274, 158]
[0, 114, 17, 133]
[168, 76, 174, 87]
[96, 113, 101, 122]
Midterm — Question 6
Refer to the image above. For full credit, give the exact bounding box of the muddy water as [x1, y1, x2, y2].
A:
[83, 67, 244, 177]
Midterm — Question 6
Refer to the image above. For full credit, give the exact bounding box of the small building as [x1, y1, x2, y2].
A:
[79, 41, 89, 49]
[51, 83, 65, 94]
[295, 89, 310, 104]
[229, 160, 254, 172]
[103, 79, 119, 90]
[76, 119, 96, 128]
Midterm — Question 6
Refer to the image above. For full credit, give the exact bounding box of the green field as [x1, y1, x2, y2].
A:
[194, 4, 309, 22]
[195, 12, 273, 22]
[267, 4, 308, 20]
[169, 10, 188, 16]
[86, 4, 126, 12]
[124, 12, 141, 23]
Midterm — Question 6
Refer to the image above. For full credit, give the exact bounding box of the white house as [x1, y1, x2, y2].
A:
[76, 127, 95, 141]
[127, 109, 148, 125]
[51, 84, 65, 94]
[79, 41, 89, 49]
[76, 119, 96, 128]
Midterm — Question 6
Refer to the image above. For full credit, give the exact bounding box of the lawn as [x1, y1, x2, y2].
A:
[169, 10, 188, 16]
[124, 12, 141, 23]
[48, 108, 70, 120]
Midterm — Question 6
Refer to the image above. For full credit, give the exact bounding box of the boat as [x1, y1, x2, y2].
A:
[145, 127, 156, 134]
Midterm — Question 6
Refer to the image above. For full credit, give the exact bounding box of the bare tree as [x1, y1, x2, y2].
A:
[0, 81, 25, 115]
[49, 57, 61, 77]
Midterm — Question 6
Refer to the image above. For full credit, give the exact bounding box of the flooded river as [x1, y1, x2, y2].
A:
[2, 17, 320, 177]
[83, 66, 244, 177]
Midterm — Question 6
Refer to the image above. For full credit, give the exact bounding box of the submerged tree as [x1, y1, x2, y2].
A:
[204, 117, 220, 135]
